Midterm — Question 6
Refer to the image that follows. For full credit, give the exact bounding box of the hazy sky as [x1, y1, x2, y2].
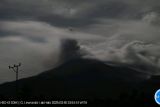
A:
[0, 0, 160, 83]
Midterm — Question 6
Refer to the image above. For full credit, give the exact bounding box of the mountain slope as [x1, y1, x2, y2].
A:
[0, 58, 159, 106]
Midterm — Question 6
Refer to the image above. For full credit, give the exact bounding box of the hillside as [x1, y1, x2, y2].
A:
[0, 58, 159, 106]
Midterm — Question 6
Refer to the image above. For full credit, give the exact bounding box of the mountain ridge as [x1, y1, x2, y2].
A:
[0, 58, 159, 105]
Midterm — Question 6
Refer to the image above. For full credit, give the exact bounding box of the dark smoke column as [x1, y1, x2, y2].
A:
[60, 38, 82, 63]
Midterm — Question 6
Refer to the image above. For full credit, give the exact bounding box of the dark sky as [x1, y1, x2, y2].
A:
[0, 0, 160, 83]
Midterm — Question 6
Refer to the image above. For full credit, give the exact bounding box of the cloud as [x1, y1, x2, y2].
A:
[82, 18, 160, 42]
[142, 12, 160, 25]
[0, 36, 53, 83]
[80, 38, 160, 76]
[1, 0, 160, 27]
[0, 20, 104, 83]
[78, 18, 160, 76]
[1, 0, 160, 83]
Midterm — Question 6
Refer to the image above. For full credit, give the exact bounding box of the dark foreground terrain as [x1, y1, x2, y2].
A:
[0, 58, 159, 106]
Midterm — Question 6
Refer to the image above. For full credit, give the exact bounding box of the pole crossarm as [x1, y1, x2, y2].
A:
[8, 63, 22, 96]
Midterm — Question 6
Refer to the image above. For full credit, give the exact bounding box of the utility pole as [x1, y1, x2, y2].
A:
[8, 63, 21, 95]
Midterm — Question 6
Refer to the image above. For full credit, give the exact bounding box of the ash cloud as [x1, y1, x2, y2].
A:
[59, 38, 82, 62]
[0, 20, 102, 83]
[1, 0, 160, 83]
[80, 38, 160, 76]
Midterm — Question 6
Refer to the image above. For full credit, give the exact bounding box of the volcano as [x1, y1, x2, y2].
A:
[0, 58, 159, 106]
